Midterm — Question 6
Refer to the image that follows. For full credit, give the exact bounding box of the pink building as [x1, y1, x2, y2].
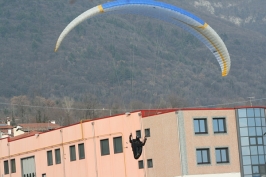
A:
[0, 107, 265, 177]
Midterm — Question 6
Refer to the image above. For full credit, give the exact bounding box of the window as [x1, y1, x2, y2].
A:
[78, 143, 85, 159]
[11, 159, 16, 173]
[55, 148, 61, 164]
[113, 136, 123, 154]
[138, 160, 144, 169]
[196, 148, 210, 164]
[147, 159, 153, 168]
[145, 128, 150, 137]
[4, 160, 9, 174]
[194, 119, 208, 134]
[47, 150, 53, 166]
[215, 148, 229, 163]
[250, 137, 263, 145]
[136, 130, 141, 138]
[70, 145, 76, 161]
[42, 174, 46, 177]
[213, 118, 227, 133]
[100, 139, 110, 156]
[252, 165, 266, 174]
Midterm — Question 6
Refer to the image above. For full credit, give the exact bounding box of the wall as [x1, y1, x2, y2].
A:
[0, 112, 145, 177]
[181, 109, 240, 175]
[143, 111, 182, 177]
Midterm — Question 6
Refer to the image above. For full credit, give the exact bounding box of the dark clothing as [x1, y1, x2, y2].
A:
[129, 134, 147, 159]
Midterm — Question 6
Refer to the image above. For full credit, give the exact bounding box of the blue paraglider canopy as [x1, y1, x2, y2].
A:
[55, 0, 231, 76]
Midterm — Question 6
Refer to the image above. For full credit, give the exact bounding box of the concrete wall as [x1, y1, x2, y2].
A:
[0, 109, 242, 177]
[181, 109, 240, 175]
[0, 112, 144, 177]
[143, 111, 182, 177]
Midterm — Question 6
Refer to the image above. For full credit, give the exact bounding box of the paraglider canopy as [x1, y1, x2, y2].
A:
[55, 0, 231, 76]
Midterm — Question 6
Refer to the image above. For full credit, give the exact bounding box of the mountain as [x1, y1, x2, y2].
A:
[0, 0, 266, 109]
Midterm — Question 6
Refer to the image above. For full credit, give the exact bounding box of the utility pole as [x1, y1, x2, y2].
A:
[247, 97, 255, 106]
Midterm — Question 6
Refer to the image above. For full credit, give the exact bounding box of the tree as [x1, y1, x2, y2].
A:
[63, 96, 74, 125]
[10, 95, 30, 123]
[32, 96, 55, 123]
[167, 93, 188, 108]
[80, 94, 100, 119]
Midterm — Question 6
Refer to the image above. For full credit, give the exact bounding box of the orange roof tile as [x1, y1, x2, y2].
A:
[10, 131, 41, 141]
[17, 123, 61, 132]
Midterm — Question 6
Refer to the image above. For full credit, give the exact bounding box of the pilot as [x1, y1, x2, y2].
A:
[129, 133, 147, 159]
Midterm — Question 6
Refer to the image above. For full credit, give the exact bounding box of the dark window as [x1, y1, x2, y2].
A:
[100, 139, 110, 156]
[113, 136, 123, 154]
[11, 159, 16, 173]
[250, 137, 263, 145]
[252, 165, 266, 174]
[47, 150, 53, 166]
[55, 148, 61, 164]
[138, 160, 144, 169]
[196, 148, 210, 164]
[70, 145, 76, 161]
[4, 160, 9, 174]
[213, 118, 227, 133]
[145, 128, 150, 137]
[42, 174, 46, 177]
[136, 130, 141, 138]
[78, 143, 85, 159]
[147, 159, 153, 168]
[215, 148, 229, 163]
[194, 119, 208, 134]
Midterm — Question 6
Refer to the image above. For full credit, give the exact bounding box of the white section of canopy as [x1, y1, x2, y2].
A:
[55, 6, 101, 52]
[54, 3, 230, 76]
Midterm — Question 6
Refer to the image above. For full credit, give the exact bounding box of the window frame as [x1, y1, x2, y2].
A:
[11, 158, 16, 173]
[78, 143, 85, 160]
[145, 128, 150, 137]
[147, 159, 153, 168]
[69, 145, 76, 161]
[138, 160, 144, 169]
[113, 136, 123, 154]
[196, 148, 211, 165]
[55, 148, 61, 164]
[136, 130, 141, 138]
[194, 118, 208, 134]
[100, 139, 110, 156]
[213, 117, 227, 134]
[4, 160, 9, 174]
[215, 147, 230, 164]
[47, 150, 53, 166]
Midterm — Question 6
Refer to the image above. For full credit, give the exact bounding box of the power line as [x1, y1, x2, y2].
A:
[186, 97, 266, 108]
[0, 97, 265, 112]
[0, 102, 115, 111]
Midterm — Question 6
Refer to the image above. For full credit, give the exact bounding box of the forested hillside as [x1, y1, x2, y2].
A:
[0, 0, 266, 125]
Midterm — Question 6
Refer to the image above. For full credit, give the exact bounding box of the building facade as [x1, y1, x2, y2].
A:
[236, 108, 266, 177]
[0, 107, 265, 177]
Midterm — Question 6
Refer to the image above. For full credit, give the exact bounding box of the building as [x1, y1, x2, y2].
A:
[13, 121, 61, 137]
[0, 124, 13, 138]
[0, 107, 265, 177]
